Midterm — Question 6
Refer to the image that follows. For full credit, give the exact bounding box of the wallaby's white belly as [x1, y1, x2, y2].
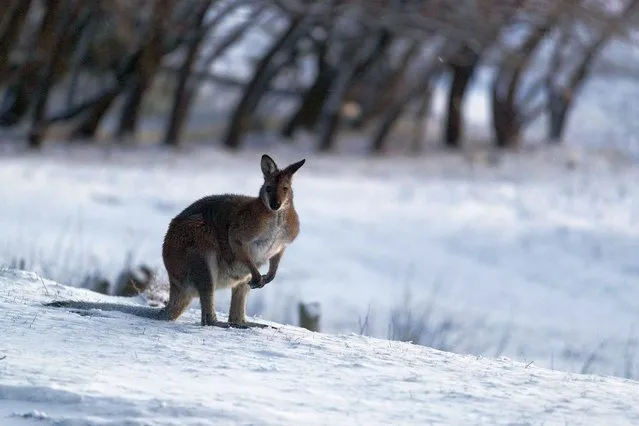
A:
[250, 237, 285, 265]
[216, 218, 288, 288]
[250, 221, 287, 266]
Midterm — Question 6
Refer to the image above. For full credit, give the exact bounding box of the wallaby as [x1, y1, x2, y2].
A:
[46, 154, 305, 328]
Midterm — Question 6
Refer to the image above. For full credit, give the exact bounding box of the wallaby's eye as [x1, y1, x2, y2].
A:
[265, 185, 274, 193]
[282, 187, 289, 193]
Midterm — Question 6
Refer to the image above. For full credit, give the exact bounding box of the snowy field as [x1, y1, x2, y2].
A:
[1, 142, 639, 384]
[2, 269, 639, 425]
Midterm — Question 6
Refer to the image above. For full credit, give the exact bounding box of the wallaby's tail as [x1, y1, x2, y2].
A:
[44, 300, 168, 320]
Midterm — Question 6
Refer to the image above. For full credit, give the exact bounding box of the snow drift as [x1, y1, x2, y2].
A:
[1, 269, 638, 425]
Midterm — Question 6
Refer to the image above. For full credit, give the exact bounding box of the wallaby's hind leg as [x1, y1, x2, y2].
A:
[164, 278, 196, 321]
[188, 254, 229, 328]
[198, 285, 229, 328]
[228, 281, 269, 329]
[229, 282, 250, 325]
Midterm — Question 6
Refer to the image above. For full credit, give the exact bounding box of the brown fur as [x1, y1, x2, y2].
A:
[44, 154, 305, 327]
[161, 154, 305, 327]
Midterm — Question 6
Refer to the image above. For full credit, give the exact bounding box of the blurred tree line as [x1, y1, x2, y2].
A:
[0, 0, 637, 152]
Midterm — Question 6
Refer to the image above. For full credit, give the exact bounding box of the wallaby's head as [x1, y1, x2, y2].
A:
[259, 154, 305, 211]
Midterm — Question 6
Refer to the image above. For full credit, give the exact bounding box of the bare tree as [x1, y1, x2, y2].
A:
[490, 3, 564, 148]
[317, 29, 391, 151]
[28, 0, 80, 149]
[223, 11, 315, 149]
[0, 0, 76, 127]
[545, 0, 639, 142]
[0, 0, 632, 153]
[370, 39, 453, 153]
[163, 0, 216, 147]
[280, 25, 334, 139]
[0, 0, 33, 84]
[443, 0, 527, 149]
[115, 0, 173, 139]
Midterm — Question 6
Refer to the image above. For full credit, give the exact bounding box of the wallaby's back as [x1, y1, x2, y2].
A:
[162, 194, 255, 280]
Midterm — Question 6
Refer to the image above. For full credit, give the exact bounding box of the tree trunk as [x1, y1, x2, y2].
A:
[444, 50, 478, 148]
[491, 67, 520, 149]
[164, 0, 212, 147]
[548, 88, 571, 142]
[59, 42, 143, 140]
[0, 0, 83, 127]
[194, 2, 263, 75]
[281, 65, 335, 138]
[370, 92, 415, 154]
[114, 0, 170, 139]
[0, 0, 33, 83]
[491, 22, 552, 149]
[223, 15, 309, 149]
[164, 4, 263, 147]
[317, 31, 391, 152]
[70, 90, 120, 140]
[163, 69, 195, 147]
[47, 45, 141, 126]
[371, 70, 436, 154]
[411, 91, 433, 154]
[68, 48, 143, 140]
[28, 0, 73, 149]
[546, 0, 639, 143]
[116, 78, 146, 138]
[66, 5, 98, 108]
[280, 34, 331, 139]
[0, 0, 65, 126]
[356, 42, 420, 128]
[0, 85, 29, 126]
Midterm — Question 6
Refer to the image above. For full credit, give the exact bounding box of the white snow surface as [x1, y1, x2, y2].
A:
[1, 268, 639, 425]
[1, 145, 639, 381]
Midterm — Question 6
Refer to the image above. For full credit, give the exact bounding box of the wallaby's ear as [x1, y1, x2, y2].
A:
[284, 159, 306, 176]
[261, 154, 278, 176]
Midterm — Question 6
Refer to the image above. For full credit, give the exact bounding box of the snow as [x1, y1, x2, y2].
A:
[1, 145, 639, 383]
[1, 269, 639, 425]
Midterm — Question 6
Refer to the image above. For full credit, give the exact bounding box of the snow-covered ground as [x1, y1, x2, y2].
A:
[1, 144, 639, 382]
[2, 269, 639, 425]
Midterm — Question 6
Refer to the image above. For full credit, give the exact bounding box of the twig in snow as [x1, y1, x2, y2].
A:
[581, 339, 608, 375]
[29, 314, 38, 328]
[623, 326, 636, 380]
[494, 321, 513, 357]
[38, 275, 50, 297]
[358, 304, 372, 336]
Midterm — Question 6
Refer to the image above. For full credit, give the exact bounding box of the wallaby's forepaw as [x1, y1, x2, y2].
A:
[263, 273, 276, 286]
[249, 275, 267, 289]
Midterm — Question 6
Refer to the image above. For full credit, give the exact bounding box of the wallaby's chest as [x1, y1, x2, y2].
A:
[249, 214, 288, 264]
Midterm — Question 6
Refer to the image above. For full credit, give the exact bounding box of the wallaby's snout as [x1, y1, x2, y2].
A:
[260, 154, 305, 212]
[269, 198, 281, 211]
